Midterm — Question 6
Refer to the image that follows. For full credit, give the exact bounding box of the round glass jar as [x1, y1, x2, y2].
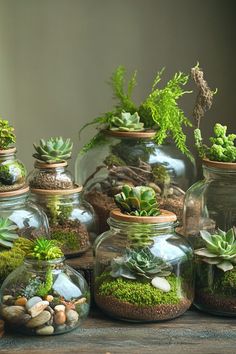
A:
[28, 161, 74, 190]
[94, 209, 194, 322]
[30, 186, 98, 257]
[76, 130, 196, 233]
[183, 159, 236, 316]
[0, 186, 49, 282]
[0, 147, 27, 192]
[0, 257, 90, 335]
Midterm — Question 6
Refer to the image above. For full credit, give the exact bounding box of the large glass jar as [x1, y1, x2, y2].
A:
[94, 209, 194, 322]
[76, 131, 196, 233]
[30, 186, 98, 257]
[27, 161, 74, 190]
[0, 257, 90, 335]
[183, 159, 236, 315]
[0, 186, 49, 281]
[0, 148, 27, 192]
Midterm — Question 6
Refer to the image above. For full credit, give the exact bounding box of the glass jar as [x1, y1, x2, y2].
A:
[0, 147, 27, 192]
[76, 130, 196, 233]
[183, 159, 236, 315]
[30, 186, 98, 257]
[0, 186, 49, 282]
[28, 161, 74, 190]
[94, 209, 194, 322]
[0, 257, 90, 335]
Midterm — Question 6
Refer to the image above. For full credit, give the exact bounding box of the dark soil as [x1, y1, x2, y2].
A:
[29, 172, 74, 190]
[17, 226, 48, 240]
[195, 290, 236, 315]
[95, 293, 191, 322]
[159, 195, 184, 225]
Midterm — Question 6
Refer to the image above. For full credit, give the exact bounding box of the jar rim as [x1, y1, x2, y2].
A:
[0, 147, 16, 155]
[24, 256, 65, 265]
[30, 184, 83, 195]
[34, 160, 68, 168]
[0, 185, 29, 198]
[103, 129, 156, 139]
[202, 158, 236, 171]
[110, 208, 177, 224]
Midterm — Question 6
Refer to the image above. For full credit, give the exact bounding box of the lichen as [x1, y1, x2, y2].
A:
[51, 230, 80, 251]
[96, 272, 181, 306]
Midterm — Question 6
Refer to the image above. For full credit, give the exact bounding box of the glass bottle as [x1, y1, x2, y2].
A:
[94, 209, 194, 322]
[0, 257, 90, 335]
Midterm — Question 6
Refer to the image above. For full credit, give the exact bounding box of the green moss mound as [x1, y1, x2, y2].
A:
[51, 230, 80, 251]
[97, 272, 181, 306]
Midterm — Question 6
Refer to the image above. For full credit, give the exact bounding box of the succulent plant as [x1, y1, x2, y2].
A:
[110, 111, 144, 132]
[195, 228, 236, 272]
[0, 217, 19, 248]
[0, 119, 16, 149]
[110, 248, 172, 281]
[33, 137, 73, 163]
[114, 185, 160, 216]
[27, 238, 63, 261]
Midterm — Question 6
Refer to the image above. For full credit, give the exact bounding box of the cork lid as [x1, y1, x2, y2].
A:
[0, 185, 29, 198]
[30, 184, 83, 195]
[34, 161, 68, 169]
[110, 208, 177, 224]
[103, 130, 156, 139]
[0, 147, 16, 155]
[202, 158, 236, 170]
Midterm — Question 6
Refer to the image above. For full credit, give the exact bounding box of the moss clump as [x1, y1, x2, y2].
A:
[51, 230, 80, 251]
[97, 272, 181, 306]
[0, 161, 26, 186]
[0, 237, 32, 281]
[104, 154, 126, 167]
[213, 268, 236, 296]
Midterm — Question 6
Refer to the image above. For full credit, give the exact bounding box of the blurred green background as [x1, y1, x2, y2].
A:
[0, 0, 235, 172]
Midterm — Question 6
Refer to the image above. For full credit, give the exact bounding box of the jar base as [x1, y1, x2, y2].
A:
[194, 291, 236, 317]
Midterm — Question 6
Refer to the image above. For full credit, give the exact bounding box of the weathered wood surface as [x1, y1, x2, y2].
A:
[0, 308, 236, 354]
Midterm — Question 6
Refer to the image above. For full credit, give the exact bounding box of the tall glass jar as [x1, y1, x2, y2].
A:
[94, 209, 194, 322]
[76, 131, 196, 233]
[0, 257, 90, 335]
[30, 186, 98, 257]
[0, 186, 49, 281]
[28, 161, 74, 190]
[0, 148, 27, 192]
[183, 159, 236, 315]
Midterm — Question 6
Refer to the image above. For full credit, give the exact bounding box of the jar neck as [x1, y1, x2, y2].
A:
[0, 193, 28, 206]
[33, 192, 81, 204]
[203, 165, 236, 180]
[0, 152, 16, 162]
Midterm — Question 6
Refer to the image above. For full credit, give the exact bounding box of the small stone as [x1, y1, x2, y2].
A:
[46, 306, 54, 315]
[28, 301, 49, 318]
[151, 276, 171, 292]
[15, 297, 27, 307]
[45, 295, 54, 302]
[54, 304, 65, 313]
[46, 317, 54, 326]
[17, 314, 31, 325]
[1, 306, 25, 323]
[54, 311, 66, 325]
[74, 297, 86, 305]
[56, 324, 66, 332]
[66, 309, 79, 324]
[26, 310, 51, 328]
[26, 296, 42, 310]
[3, 295, 13, 304]
[36, 325, 54, 335]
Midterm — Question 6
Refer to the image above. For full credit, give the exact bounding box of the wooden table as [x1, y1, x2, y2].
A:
[0, 308, 236, 354]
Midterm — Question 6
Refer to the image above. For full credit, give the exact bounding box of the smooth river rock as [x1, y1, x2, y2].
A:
[1, 306, 25, 323]
[66, 310, 79, 324]
[28, 300, 49, 318]
[36, 325, 54, 335]
[25, 297, 42, 310]
[151, 276, 171, 292]
[26, 310, 51, 328]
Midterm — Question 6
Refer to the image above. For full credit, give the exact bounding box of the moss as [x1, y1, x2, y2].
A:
[36, 268, 53, 297]
[51, 230, 80, 251]
[0, 237, 32, 281]
[0, 161, 25, 185]
[97, 272, 181, 306]
[104, 154, 126, 167]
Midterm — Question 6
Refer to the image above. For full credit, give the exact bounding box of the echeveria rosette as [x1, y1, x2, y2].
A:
[114, 185, 161, 216]
[33, 137, 73, 163]
[195, 228, 236, 272]
[109, 111, 144, 132]
[0, 217, 19, 248]
[110, 248, 172, 281]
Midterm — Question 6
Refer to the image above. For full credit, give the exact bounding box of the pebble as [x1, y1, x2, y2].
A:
[15, 297, 27, 307]
[54, 311, 66, 325]
[66, 309, 79, 324]
[74, 297, 86, 305]
[54, 305, 65, 313]
[26, 310, 51, 328]
[151, 276, 171, 292]
[56, 324, 66, 331]
[1, 306, 25, 323]
[25, 296, 42, 310]
[3, 295, 13, 304]
[46, 306, 54, 315]
[28, 301, 49, 318]
[45, 295, 53, 302]
[36, 325, 54, 335]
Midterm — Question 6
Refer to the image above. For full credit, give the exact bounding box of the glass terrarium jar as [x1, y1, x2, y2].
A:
[0, 257, 90, 335]
[183, 159, 236, 316]
[94, 209, 194, 322]
[76, 131, 196, 233]
[0, 147, 27, 192]
[30, 186, 97, 257]
[27, 161, 74, 190]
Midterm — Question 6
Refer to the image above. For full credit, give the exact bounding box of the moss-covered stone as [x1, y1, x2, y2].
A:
[96, 272, 181, 306]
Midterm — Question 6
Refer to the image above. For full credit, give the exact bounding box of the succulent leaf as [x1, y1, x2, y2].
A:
[33, 137, 73, 163]
[0, 217, 18, 248]
[114, 185, 161, 216]
[0, 119, 16, 149]
[27, 237, 63, 260]
[110, 111, 144, 132]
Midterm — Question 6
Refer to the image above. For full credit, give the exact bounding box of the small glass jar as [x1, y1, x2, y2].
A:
[28, 161, 74, 190]
[183, 159, 236, 315]
[76, 130, 197, 233]
[0, 147, 27, 192]
[94, 209, 194, 322]
[30, 186, 98, 257]
[0, 257, 90, 335]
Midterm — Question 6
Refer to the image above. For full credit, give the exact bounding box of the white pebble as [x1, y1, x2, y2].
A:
[151, 276, 171, 292]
